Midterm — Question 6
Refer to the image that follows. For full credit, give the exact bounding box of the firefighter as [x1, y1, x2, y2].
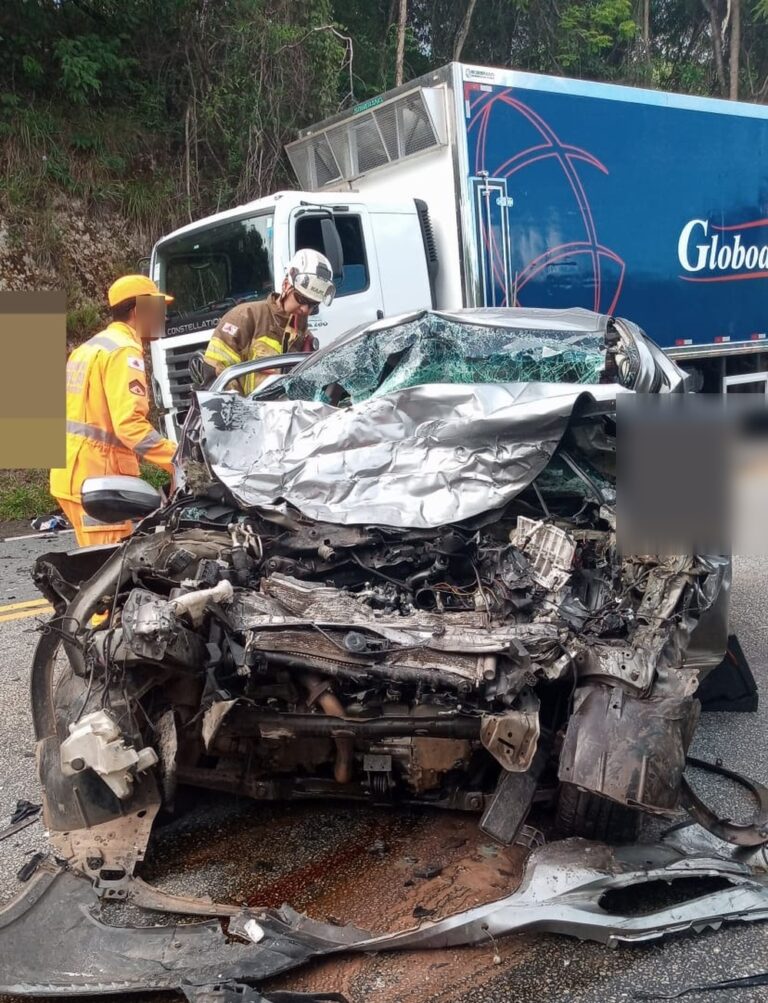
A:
[203, 249, 335, 394]
[50, 275, 176, 547]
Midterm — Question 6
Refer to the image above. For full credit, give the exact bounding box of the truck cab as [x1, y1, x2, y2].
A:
[149, 191, 435, 439]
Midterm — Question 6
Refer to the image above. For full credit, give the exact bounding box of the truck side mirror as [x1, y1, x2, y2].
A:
[137, 256, 151, 276]
[320, 218, 344, 279]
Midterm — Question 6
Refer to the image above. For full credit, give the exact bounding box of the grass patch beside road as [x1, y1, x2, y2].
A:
[0, 463, 171, 522]
[0, 470, 53, 521]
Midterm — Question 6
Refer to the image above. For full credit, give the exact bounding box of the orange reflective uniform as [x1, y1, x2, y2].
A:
[50, 321, 175, 547]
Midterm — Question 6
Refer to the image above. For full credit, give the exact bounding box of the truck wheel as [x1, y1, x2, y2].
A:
[555, 783, 641, 843]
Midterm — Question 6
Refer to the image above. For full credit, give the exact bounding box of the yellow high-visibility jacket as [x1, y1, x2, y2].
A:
[50, 322, 175, 504]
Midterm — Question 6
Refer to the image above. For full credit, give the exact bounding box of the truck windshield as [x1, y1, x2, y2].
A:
[155, 212, 274, 322]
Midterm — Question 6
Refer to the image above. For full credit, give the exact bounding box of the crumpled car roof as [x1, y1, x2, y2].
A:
[197, 308, 682, 530]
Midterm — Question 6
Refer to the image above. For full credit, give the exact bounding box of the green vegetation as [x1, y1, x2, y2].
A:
[2, 1, 765, 247]
[0, 470, 54, 522]
[0, 464, 169, 523]
[0, 1, 347, 236]
[0, 0, 765, 522]
[139, 463, 171, 491]
[66, 300, 105, 343]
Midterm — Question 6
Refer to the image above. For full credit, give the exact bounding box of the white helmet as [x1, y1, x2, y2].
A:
[285, 248, 336, 307]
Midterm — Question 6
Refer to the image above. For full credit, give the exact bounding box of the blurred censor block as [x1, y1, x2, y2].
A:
[0, 291, 65, 468]
[617, 393, 768, 557]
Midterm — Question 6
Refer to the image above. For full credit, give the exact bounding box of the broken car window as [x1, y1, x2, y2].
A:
[282, 313, 606, 405]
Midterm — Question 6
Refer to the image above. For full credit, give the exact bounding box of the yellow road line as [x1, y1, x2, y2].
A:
[0, 605, 52, 624]
[0, 597, 51, 613]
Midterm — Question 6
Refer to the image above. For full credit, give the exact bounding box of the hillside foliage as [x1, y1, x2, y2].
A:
[2, 1, 765, 234]
[0, 0, 765, 516]
[0, 0, 764, 339]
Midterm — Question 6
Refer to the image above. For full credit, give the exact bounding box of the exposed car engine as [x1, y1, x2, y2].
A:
[31, 309, 729, 888]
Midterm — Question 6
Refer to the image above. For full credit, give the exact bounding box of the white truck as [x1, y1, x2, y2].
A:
[149, 61, 768, 438]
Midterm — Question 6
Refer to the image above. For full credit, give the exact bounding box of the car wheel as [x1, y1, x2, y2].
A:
[555, 782, 642, 843]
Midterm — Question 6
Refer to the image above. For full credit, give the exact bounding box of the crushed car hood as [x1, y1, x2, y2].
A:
[199, 381, 625, 529]
[197, 308, 680, 529]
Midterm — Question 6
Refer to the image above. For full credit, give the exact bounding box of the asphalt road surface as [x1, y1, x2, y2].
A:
[0, 531, 767, 1003]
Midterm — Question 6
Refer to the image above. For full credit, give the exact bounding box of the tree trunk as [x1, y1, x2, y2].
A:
[380, 0, 397, 87]
[643, 0, 650, 54]
[395, 0, 407, 86]
[453, 0, 478, 61]
[702, 0, 726, 94]
[636, 0, 651, 75]
[729, 0, 740, 99]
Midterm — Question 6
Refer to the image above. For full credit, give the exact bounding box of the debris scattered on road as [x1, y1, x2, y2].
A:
[1, 836, 767, 998]
[30, 513, 70, 533]
[10, 800, 41, 825]
[0, 860, 367, 997]
[16, 851, 45, 882]
[414, 863, 443, 880]
[360, 837, 768, 951]
[0, 799, 41, 843]
[635, 969, 768, 999]
[181, 988, 350, 1003]
[681, 756, 768, 846]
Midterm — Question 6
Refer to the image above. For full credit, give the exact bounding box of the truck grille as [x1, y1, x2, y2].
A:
[165, 340, 207, 410]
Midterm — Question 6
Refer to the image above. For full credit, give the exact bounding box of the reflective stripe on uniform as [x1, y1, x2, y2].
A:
[53, 321, 174, 514]
[206, 337, 241, 365]
[66, 420, 123, 449]
[205, 344, 240, 367]
[256, 336, 283, 355]
[82, 513, 113, 527]
[88, 334, 123, 352]
[134, 428, 164, 457]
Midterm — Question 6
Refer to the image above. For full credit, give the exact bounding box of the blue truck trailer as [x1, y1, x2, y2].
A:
[151, 62, 768, 433]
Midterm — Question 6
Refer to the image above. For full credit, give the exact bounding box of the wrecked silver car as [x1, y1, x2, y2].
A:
[30, 307, 732, 894]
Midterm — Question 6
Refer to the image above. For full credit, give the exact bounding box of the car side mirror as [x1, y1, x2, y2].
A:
[81, 476, 162, 523]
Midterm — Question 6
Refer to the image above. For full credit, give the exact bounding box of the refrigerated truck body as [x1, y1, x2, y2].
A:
[150, 62, 768, 438]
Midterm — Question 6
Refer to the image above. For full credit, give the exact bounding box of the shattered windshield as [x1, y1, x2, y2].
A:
[156, 212, 274, 323]
[281, 313, 606, 405]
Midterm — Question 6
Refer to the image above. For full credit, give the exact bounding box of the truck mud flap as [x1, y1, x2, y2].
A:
[696, 634, 758, 713]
